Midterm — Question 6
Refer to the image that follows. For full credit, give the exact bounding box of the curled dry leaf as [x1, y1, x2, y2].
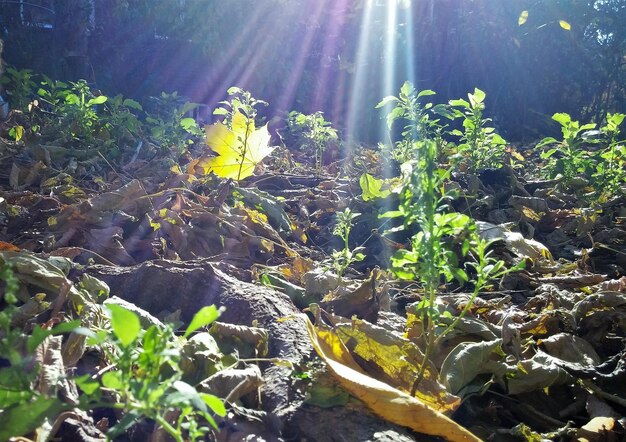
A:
[303, 315, 481, 442]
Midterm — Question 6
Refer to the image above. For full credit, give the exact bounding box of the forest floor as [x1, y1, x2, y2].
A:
[1, 114, 625, 442]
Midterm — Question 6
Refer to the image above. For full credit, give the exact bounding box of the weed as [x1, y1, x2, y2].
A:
[0, 66, 37, 111]
[286, 111, 338, 172]
[80, 305, 226, 441]
[328, 207, 365, 277]
[594, 112, 625, 195]
[536, 112, 598, 183]
[448, 88, 507, 172]
[378, 83, 519, 393]
[146, 91, 202, 155]
[376, 81, 448, 163]
[213, 86, 267, 129]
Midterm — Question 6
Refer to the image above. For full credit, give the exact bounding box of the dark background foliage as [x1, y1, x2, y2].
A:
[1, 0, 624, 141]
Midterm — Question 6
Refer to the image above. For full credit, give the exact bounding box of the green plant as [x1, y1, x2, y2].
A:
[0, 66, 37, 110]
[0, 262, 226, 441]
[213, 86, 267, 129]
[593, 112, 625, 195]
[286, 111, 338, 172]
[79, 305, 226, 441]
[376, 81, 449, 163]
[328, 207, 365, 277]
[448, 88, 507, 172]
[58, 80, 108, 140]
[0, 264, 82, 440]
[379, 84, 519, 393]
[146, 91, 202, 155]
[101, 94, 144, 149]
[536, 112, 598, 183]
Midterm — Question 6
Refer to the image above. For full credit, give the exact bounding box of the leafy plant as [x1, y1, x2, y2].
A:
[378, 84, 519, 393]
[0, 66, 37, 110]
[593, 112, 625, 195]
[286, 111, 338, 172]
[213, 86, 267, 129]
[58, 80, 108, 140]
[448, 88, 507, 172]
[328, 207, 365, 277]
[79, 304, 226, 441]
[536, 112, 598, 183]
[146, 91, 202, 155]
[376, 81, 449, 163]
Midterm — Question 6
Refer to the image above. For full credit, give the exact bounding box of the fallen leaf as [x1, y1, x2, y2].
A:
[196, 111, 273, 180]
[303, 315, 481, 441]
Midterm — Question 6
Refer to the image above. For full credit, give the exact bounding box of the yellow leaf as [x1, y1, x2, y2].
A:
[559, 20, 571, 30]
[518, 10, 528, 26]
[303, 315, 481, 442]
[200, 110, 273, 180]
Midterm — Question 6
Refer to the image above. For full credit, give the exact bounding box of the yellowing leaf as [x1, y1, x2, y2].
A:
[518, 10, 529, 26]
[303, 315, 481, 442]
[199, 111, 273, 180]
[559, 20, 571, 30]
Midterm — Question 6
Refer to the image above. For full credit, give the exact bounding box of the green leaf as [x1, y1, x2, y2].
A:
[180, 117, 198, 131]
[416, 89, 436, 99]
[375, 96, 398, 108]
[27, 320, 81, 353]
[168, 381, 207, 412]
[400, 81, 415, 98]
[469, 88, 486, 107]
[559, 20, 571, 30]
[449, 98, 470, 108]
[518, 10, 529, 26]
[87, 95, 108, 106]
[107, 304, 141, 347]
[101, 371, 124, 390]
[201, 393, 227, 416]
[360, 173, 391, 201]
[0, 396, 65, 440]
[74, 374, 100, 396]
[536, 137, 559, 148]
[122, 98, 142, 110]
[552, 112, 572, 126]
[184, 305, 222, 338]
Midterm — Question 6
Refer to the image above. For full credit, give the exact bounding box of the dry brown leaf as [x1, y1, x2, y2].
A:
[303, 315, 481, 442]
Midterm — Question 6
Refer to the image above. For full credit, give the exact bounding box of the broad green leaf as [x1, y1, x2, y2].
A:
[559, 20, 571, 30]
[184, 305, 222, 338]
[169, 380, 206, 412]
[359, 173, 391, 201]
[400, 81, 415, 98]
[417, 89, 436, 98]
[180, 117, 197, 131]
[74, 374, 100, 396]
[9, 125, 24, 142]
[449, 98, 470, 108]
[27, 320, 81, 353]
[518, 10, 529, 26]
[536, 137, 558, 148]
[107, 304, 141, 347]
[0, 388, 32, 408]
[87, 95, 107, 106]
[122, 98, 142, 110]
[552, 112, 572, 126]
[0, 396, 65, 440]
[102, 371, 124, 390]
[469, 88, 486, 107]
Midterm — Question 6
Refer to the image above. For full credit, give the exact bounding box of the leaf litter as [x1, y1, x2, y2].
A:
[1, 117, 626, 441]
